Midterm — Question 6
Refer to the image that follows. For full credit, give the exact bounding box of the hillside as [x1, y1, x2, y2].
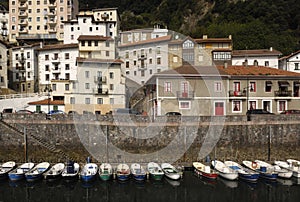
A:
[1, 0, 299, 55]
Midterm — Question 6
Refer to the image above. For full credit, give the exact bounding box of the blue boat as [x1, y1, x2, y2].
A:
[8, 163, 35, 181]
[25, 162, 50, 182]
[0, 161, 16, 180]
[80, 163, 98, 182]
[243, 160, 278, 181]
[62, 161, 80, 181]
[225, 161, 259, 182]
[116, 163, 130, 181]
[130, 163, 146, 181]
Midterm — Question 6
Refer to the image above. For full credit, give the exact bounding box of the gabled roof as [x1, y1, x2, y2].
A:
[77, 35, 113, 41]
[76, 57, 123, 64]
[28, 99, 64, 105]
[118, 35, 172, 48]
[194, 37, 232, 43]
[37, 43, 78, 51]
[232, 48, 282, 57]
[279, 50, 300, 61]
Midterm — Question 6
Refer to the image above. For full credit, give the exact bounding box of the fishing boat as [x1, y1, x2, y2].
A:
[8, 162, 35, 181]
[224, 160, 259, 182]
[44, 163, 65, 180]
[0, 161, 16, 180]
[116, 163, 130, 181]
[130, 163, 146, 181]
[255, 160, 292, 179]
[211, 160, 238, 181]
[147, 162, 164, 181]
[193, 162, 218, 180]
[61, 161, 80, 181]
[25, 162, 50, 182]
[243, 160, 278, 181]
[275, 160, 300, 178]
[287, 159, 300, 168]
[99, 163, 113, 181]
[80, 163, 98, 182]
[161, 163, 181, 180]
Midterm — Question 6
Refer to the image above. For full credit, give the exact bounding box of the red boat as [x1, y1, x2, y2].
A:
[193, 162, 218, 180]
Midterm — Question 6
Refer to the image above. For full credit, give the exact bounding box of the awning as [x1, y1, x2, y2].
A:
[266, 81, 272, 86]
[278, 81, 290, 87]
[294, 81, 300, 86]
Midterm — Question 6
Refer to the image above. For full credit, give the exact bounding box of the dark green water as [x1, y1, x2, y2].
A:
[0, 172, 299, 202]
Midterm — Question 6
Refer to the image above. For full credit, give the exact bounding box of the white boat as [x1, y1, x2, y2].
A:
[44, 163, 65, 180]
[25, 162, 50, 182]
[130, 163, 146, 181]
[192, 162, 218, 180]
[8, 162, 35, 181]
[243, 160, 278, 181]
[116, 163, 130, 181]
[211, 160, 238, 181]
[224, 161, 259, 182]
[147, 162, 164, 181]
[161, 163, 181, 180]
[0, 161, 16, 179]
[286, 159, 300, 178]
[80, 163, 98, 182]
[62, 161, 80, 180]
[99, 163, 113, 181]
[255, 160, 292, 179]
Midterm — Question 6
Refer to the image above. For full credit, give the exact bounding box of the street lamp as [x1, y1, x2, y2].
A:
[244, 84, 253, 121]
[44, 84, 52, 117]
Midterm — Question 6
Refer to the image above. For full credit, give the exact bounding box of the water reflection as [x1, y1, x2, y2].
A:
[0, 172, 299, 202]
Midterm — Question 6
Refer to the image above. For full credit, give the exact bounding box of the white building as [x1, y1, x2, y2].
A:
[63, 8, 120, 44]
[279, 50, 300, 72]
[0, 5, 9, 39]
[232, 47, 282, 68]
[0, 40, 9, 89]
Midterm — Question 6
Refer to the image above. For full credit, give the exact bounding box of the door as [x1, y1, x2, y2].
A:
[181, 81, 189, 98]
[215, 102, 224, 116]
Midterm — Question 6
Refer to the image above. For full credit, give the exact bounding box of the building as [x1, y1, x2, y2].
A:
[0, 40, 9, 89]
[9, 0, 79, 43]
[279, 50, 300, 72]
[232, 47, 282, 68]
[0, 4, 9, 40]
[64, 35, 125, 114]
[63, 8, 120, 44]
[145, 64, 300, 117]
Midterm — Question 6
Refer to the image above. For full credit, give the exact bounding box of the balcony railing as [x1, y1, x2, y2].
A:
[93, 88, 108, 95]
[51, 57, 60, 63]
[274, 90, 292, 97]
[94, 76, 107, 83]
[176, 91, 195, 99]
[228, 90, 247, 97]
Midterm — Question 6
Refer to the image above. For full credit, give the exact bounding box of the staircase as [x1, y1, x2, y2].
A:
[0, 119, 71, 160]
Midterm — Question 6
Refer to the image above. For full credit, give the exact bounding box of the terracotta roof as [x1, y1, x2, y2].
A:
[232, 48, 282, 56]
[76, 57, 123, 64]
[194, 38, 232, 43]
[217, 65, 300, 77]
[28, 99, 64, 105]
[77, 35, 113, 41]
[118, 35, 172, 48]
[279, 50, 300, 60]
[37, 43, 78, 51]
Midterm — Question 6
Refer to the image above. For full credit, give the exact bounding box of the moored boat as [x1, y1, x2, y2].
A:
[80, 163, 98, 182]
[161, 163, 181, 180]
[211, 160, 238, 181]
[99, 163, 113, 181]
[44, 163, 65, 181]
[116, 163, 130, 181]
[61, 161, 80, 181]
[275, 160, 300, 178]
[243, 160, 278, 181]
[255, 160, 292, 179]
[224, 160, 259, 182]
[0, 161, 16, 180]
[147, 162, 164, 181]
[193, 162, 218, 180]
[25, 162, 50, 182]
[130, 163, 146, 181]
[8, 162, 35, 181]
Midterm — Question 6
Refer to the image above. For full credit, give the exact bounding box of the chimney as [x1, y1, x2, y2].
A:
[270, 47, 273, 51]
[203, 35, 207, 39]
[228, 35, 232, 39]
[224, 61, 228, 68]
[40, 42, 43, 48]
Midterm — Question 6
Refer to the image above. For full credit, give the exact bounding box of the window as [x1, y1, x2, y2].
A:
[52, 84, 56, 91]
[65, 64, 70, 70]
[249, 101, 256, 110]
[45, 55, 49, 60]
[109, 72, 114, 79]
[265, 61, 269, 66]
[157, 57, 161, 65]
[27, 52, 30, 59]
[233, 101, 241, 112]
[95, 41, 98, 46]
[149, 48, 152, 54]
[164, 82, 171, 92]
[179, 101, 191, 109]
[249, 82, 256, 92]
[156, 47, 161, 54]
[89, 27, 92, 32]
[173, 56, 178, 63]
[65, 73, 70, 80]
[65, 84, 69, 91]
[295, 63, 299, 70]
[214, 82, 222, 92]
[45, 65, 49, 71]
[278, 100, 286, 112]
[110, 84, 114, 90]
[88, 41, 92, 46]
[126, 61, 129, 68]
[60, 7, 63, 12]
[233, 82, 240, 92]
[45, 74, 49, 81]
[81, 41, 85, 46]
[85, 71, 89, 78]
[37, 9, 40, 13]
[149, 69, 152, 74]
[85, 98, 90, 104]
[265, 81, 272, 92]
[149, 58, 152, 64]
[105, 41, 110, 47]
[37, 17, 40, 22]
[97, 98, 103, 104]
[133, 51, 136, 56]
[85, 83, 90, 89]
[70, 97, 75, 104]
[125, 52, 129, 58]
[106, 51, 109, 57]
[65, 53, 69, 59]
[110, 98, 114, 104]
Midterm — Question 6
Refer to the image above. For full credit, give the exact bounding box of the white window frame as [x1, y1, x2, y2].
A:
[179, 101, 191, 109]
[232, 100, 242, 113]
[277, 100, 287, 112]
[214, 81, 222, 92]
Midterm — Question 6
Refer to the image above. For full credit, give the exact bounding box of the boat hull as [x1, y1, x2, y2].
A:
[8, 173, 25, 182]
[25, 174, 43, 182]
[150, 173, 164, 181]
[81, 174, 96, 182]
[99, 173, 112, 181]
[132, 173, 146, 181]
[44, 173, 61, 181]
[195, 169, 218, 180]
[117, 174, 130, 181]
[238, 173, 260, 182]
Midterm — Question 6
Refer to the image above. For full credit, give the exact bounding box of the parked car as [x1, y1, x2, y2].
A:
[16, 109, 33, 114]
[2, 108, 14, 113]
[246, 109, 274, 115]
[48, 110, 65, 115]
[280, 109, 300, 114]
[165, 112, 182, 116]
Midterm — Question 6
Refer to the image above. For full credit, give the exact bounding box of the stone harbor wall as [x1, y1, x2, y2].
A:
[0, 114, 299, 165]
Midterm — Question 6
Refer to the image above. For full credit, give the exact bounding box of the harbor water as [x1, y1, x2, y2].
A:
[0, 171, 299, 202]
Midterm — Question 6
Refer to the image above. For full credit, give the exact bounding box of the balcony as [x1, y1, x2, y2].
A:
[19, 19, 28, 25]
[138, 64, 147, 70]
[274, 90, 292, 97]
[228, 90, 247, 97]
[19, 11, 28, 17]
[51, 57, 60, 64]
[19, 3, 28, 9]
[176, 91, 195, 99]
[138, 54, 147, 60]
[48, 11, 57, 16]
[18, 76, 26, 82]
[51, 67, 61, 73]
[19, 28, 28, 33]
[48, 2, 57, 8]
[48, 28, 57, 33]
[93, 88, 108, 95]
[94, 76, 107, 83]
